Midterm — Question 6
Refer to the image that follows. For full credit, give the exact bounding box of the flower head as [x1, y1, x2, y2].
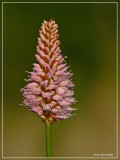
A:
[20, 19, 76, 123]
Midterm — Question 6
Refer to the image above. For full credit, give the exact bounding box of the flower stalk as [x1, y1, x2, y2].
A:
[45, 119, 52, 157]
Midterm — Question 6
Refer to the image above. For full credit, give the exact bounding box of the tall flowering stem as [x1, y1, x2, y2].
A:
[45, 120, 52, 157]
[20, 19, 76, 157]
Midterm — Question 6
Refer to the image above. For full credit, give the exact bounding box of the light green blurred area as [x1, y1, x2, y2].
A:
[2, 2, 116, 158]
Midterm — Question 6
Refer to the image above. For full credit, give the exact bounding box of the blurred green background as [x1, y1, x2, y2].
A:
[2, 2, 117, 158]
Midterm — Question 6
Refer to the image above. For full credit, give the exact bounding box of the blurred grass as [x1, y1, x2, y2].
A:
[1, 2, 116, 158]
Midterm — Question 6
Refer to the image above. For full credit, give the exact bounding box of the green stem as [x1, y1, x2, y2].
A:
[45, 119, 52, 157]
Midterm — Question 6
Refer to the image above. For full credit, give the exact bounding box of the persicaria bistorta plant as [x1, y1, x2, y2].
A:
[20, 19, 76, 157]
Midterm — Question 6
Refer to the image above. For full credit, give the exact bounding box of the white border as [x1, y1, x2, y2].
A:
[1, 1, 118, 159]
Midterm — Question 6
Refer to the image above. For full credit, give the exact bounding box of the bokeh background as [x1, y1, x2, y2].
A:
[2, 1, 117, 159]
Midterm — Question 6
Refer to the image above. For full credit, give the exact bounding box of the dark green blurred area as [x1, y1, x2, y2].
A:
[2, 2, 116, 158]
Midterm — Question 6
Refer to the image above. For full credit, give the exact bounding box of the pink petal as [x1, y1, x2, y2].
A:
[43, 104, 51, 111]
[53, 94, 62, 101]
[56, 87, 66, 95]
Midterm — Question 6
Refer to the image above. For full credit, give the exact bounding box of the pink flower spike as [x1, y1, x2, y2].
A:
[20, 19, 76, 124]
